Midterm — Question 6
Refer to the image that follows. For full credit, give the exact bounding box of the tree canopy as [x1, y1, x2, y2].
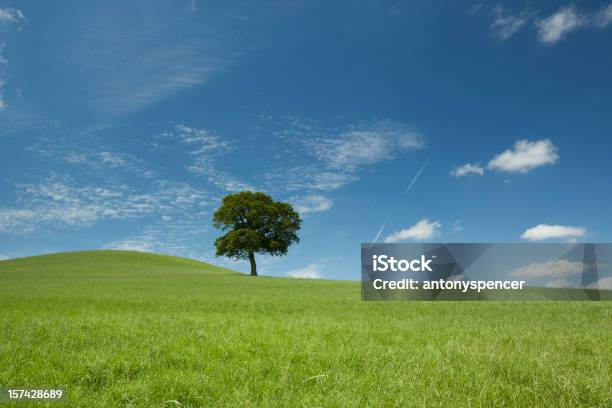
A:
[213, 191, 301, 276]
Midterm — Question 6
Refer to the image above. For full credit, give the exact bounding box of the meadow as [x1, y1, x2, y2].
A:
[0, 251, 610, 407]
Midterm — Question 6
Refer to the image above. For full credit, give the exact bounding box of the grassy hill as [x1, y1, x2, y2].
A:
[0, 251, 610, 407]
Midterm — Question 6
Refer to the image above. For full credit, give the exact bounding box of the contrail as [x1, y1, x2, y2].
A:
[406, 149, 435, 192]
[370, 220, 387, 246]
[369, 148, 435, 247]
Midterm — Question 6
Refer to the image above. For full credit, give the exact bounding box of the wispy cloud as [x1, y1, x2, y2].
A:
[384, 219, 441, 242]
[491, 6, 528, 39]
[291, 194, 332, 214]
[0, 175, 214, 235]
[537, 6, 588, 44]
[450, 163, 484, 177]
[308, 122, 424, 171]
[488, 139, 559, 173]
[264, 166, 356, 192]
[287, 264, 323, 279]
[64, 150, 155, 178]
[0, 8, 26, 112]
[55, 3, 230, 121]
[0, 79, 6, 111]
[160, 124, 252, 192]
[521, 224, 586, 241]
[103, 216, 211, 257]
[481, 4, 612, 45]
[0, 43, 7, 65]
[0, 8, 25, 28]
[264, 118, 425, 193]
[594, 4, 612, 28]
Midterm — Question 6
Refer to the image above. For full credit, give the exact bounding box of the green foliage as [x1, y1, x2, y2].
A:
[213, 191, 301, 260]
[1, 251, 611, 407]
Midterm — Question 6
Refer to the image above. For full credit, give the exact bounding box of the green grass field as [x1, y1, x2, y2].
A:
[0, 251, 610, 407]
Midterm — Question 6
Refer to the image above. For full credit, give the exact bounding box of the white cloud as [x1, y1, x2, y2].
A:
[532, 4, 612, 44]
[585, 276, 612, 290]
[384, 219, 441, 242]
[0, 8, 25, 27]
[488, 139, 558, 173]
[309, 123, 424, 171]
[510, 259, 584, 278]
[537, 6, 588, 44]
[450, 163, 484, 177]
[594, 4, 612, 28]
[287, 264, 323, 279]
[291, 195, 332, 214]
[0, 254, 8, 260]
[0, 176, 213, 235]
[521, 224, 586, 241]
[491, 7, 528, 39]
[545, 278, 572, 288]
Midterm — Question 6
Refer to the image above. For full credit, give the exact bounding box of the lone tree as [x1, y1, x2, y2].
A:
[213, 191, 301, 277]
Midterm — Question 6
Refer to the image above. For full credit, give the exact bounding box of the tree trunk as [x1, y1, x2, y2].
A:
[248, 251, 257, 277]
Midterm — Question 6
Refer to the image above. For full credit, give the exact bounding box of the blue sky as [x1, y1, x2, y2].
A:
[1, 0, 611, 279]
